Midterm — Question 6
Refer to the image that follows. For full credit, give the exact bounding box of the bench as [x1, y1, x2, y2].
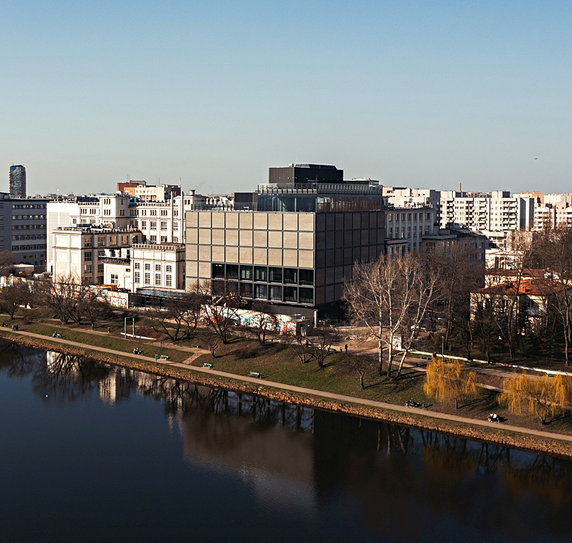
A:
[191, 344, 200, 348]
[159, 354, 170, 360]
[249, 371, 263, 379]
[202, 362, 213, 368]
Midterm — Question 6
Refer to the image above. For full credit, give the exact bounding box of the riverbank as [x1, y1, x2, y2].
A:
[3, 326, 572, 459]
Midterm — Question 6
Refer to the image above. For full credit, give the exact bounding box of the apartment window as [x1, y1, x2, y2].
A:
[160, 221, 167, 230]
[140, 220, 147, 228]
[104, 209, 111, 216]
[165, 275, 172, 287]
[150, 221, 157, 229]
[155, 264, 161, 271]
[161, 236, 167, 243]
[173, 222, 179, 230]
[160, 210, 168, 216]
[134, 262, 140, 270]
[144, 263, 150, 270]
[98, 264, 104, 272]
[134, 272, 140, 283]
[150, 209, 157, 216]
[155, 273, 161, 284]
[150, 235, 156, 242]
[144, 273, 150, 284]
[84, 252, 92, 261]
[166, 265, 172, 273]
[110, 274, 118, 284]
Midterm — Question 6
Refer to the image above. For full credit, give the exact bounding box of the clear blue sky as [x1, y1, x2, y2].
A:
[1, 1, 570, 195]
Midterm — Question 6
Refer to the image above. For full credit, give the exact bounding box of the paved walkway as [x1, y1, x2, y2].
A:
[3, 326, 572, 446]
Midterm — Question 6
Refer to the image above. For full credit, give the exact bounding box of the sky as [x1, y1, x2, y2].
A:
[1, 1, 571, 196]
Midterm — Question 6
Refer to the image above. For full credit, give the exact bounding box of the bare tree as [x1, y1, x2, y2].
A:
[196, 280, 243, 344]
[35, 275, 88, 324]
[247, 302, 279, 345]
[288, 334, 315, 364]
[308, 327, 339, 369]
[345, 253, 440, 379]
[0, 251, 14, 277]
[0, 281, 31, 320]
[151, 293, 202, 342]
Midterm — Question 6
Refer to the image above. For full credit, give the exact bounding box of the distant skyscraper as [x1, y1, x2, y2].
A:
[9, 165, 26, 198]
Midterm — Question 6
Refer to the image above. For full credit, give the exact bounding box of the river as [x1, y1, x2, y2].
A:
[1, 341, 571, 543]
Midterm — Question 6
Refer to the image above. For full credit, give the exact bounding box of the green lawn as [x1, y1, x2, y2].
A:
[24, 323, 190, 363]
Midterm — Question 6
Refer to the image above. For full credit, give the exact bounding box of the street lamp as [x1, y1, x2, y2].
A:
[124, 316, 135, 338]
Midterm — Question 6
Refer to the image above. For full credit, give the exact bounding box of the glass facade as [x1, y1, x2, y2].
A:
[211, 263, 314, 305]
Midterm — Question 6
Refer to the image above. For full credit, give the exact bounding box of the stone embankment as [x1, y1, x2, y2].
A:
[3, 329, 572, 459]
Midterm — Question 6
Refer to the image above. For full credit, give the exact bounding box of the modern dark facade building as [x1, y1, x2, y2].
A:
[185, 164, 386, 320]
[9, 165, 26, 198]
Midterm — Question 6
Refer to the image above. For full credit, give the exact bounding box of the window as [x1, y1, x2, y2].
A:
[140, 220, 147, 228]
[269, 267, 282, 283]
[150, 221, 157, 229]
[299, 270, 314, 286]
[166, 265, 172, 273]
[134, 272, 140, 283]
[173, 222, 179, 230]
[160, 210, 168, 216]
[299, 288, 313, 304]
[165, 275, 172, 287]
[150, 209, 157, 216]
[144, 273, 150, 284]
[226, 265, 238, 279]
[240, 266, 253, 280]
[155, 273, 161, 284]
[270, 286, 282, 301]
[284, 268, 297, 284]
[84, 252, 92, 261]
[254, 284, 267, 299]
[149, 235, 156, 242]
[284, 286, 297, 302]
[110, 274, 118, 284]
[104, 209, 111, 216]
[212, 264, 224, 278]
[144, 263, 150, 270]
[160, 221, 167, 230]
[254, 266, 267, 281]
[155, 264, 161, 271]
[134, 262, 140, 269]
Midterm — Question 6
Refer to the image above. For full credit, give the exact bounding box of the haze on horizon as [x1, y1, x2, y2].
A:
[1, 1, 570, 196]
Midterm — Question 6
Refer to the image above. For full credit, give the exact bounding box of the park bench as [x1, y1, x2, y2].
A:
[248, 371, 264, 379]
[202, 362, 213, 368]
[159, 354, 170, 360]
[191, 344, 200, 348]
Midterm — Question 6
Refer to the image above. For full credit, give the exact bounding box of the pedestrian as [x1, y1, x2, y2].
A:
[344, 344, 348, 353]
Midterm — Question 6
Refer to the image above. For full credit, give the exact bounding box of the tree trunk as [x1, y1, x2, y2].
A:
[396, 349, 409, 378]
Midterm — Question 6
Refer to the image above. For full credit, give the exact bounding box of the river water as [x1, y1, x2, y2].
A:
[1, 342, 572, 543]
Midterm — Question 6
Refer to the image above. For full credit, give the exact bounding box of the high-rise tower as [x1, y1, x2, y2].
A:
[9, 165, 26, 198]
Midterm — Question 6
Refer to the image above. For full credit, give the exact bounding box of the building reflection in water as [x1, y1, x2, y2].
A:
[2, 342, 572, 540]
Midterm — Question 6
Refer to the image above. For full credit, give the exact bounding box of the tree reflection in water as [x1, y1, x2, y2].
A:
[2, 339, 572, 540]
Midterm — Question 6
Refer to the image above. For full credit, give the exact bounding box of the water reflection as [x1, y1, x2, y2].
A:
[2, 342, 572, 542]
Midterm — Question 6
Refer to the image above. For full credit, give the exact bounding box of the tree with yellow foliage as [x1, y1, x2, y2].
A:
[423, 358, 478, 408]
[498, 373, 570, 424]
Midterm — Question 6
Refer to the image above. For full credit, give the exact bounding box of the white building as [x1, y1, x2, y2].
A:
[385, 206, 438, 255]
[52, 227, 141, 285]
[131, 243, 186, 292]
[439, 191, 535, 233]
[383, 186, 440, 209]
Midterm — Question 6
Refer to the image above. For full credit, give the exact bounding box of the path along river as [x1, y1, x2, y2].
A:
[1, 341, 572, 543]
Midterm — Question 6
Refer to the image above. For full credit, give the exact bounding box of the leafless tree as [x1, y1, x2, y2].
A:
[246, 302, 280, 345]
[288, 334, 315, 364]
[196, 280, 243, 344]
[0, 251, 14, 277]
[150, 293, 202, 342]
[344, 252, 441, 379]
[308, 327, 339, 369]
[0, 281, 31, 320]
[35, 274, 88, 324]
